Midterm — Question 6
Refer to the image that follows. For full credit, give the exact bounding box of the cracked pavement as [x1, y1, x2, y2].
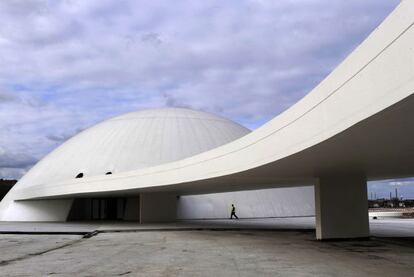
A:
[0, 230, 413, 276]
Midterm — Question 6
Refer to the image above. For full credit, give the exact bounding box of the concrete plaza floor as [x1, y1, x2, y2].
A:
[0, 216, 413, 237]
[0, 217, 413, 276]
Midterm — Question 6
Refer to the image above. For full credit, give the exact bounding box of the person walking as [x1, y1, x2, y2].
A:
[230, 204, 239, 219]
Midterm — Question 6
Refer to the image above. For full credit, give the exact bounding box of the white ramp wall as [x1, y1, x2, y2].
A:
[177, 186, 314, 219]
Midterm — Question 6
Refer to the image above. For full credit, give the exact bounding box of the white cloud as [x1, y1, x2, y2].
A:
[0, 0, 400, 179]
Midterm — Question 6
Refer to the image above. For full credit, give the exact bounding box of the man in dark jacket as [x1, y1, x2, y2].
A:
[230, 204, 239, 219]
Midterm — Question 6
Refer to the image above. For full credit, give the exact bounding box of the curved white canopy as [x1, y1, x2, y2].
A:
[14, 0, 414, 201]
[2, 0, 414, 203]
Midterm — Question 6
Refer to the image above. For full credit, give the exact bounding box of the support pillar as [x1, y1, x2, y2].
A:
[124, 197, 140, 221]
[140, 192, 177, 223]
[315, 175, 369, 240]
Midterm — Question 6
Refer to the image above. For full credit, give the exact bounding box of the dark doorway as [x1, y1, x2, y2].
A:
[68, 197, 126, 221]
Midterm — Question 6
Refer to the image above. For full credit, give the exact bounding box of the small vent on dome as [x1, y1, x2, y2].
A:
[106, 172, 112, 175]
[75, 173, 84, 178]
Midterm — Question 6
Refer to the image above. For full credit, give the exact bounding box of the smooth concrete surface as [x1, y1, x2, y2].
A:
[0, 199, 73, 222]
[315, 176, 369, 239]
[0, 229, 413, 276]
[140, 193, 177, 223]
[0, 217, 413, 238]
[177, 186, 314, 219]
[369, 218, 414, 237]
[124, 197, 140, 221]
[370, 211, 405, 218]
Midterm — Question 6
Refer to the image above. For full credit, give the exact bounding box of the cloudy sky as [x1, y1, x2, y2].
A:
[0, 0, 412, 197]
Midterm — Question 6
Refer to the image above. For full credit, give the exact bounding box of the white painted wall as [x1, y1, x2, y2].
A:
[0, 199, 73, 222]
[177, 186, 314, 219]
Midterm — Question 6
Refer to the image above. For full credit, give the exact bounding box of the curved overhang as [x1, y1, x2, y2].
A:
[15, 0, 414, 200]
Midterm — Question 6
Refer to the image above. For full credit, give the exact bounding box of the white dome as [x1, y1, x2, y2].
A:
[17, 108, 250, 189]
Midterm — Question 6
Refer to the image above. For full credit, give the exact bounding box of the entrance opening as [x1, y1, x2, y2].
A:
[67, 197, 127, 221]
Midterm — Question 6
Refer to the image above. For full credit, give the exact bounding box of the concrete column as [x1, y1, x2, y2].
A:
[315, 175, 369, 240]
[140, 192, 177, 223]
[124, 197, 140, 221]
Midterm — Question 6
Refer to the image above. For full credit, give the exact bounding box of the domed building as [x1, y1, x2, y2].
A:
[11, 108, 250, 189]
[0, 108, 313, 222]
